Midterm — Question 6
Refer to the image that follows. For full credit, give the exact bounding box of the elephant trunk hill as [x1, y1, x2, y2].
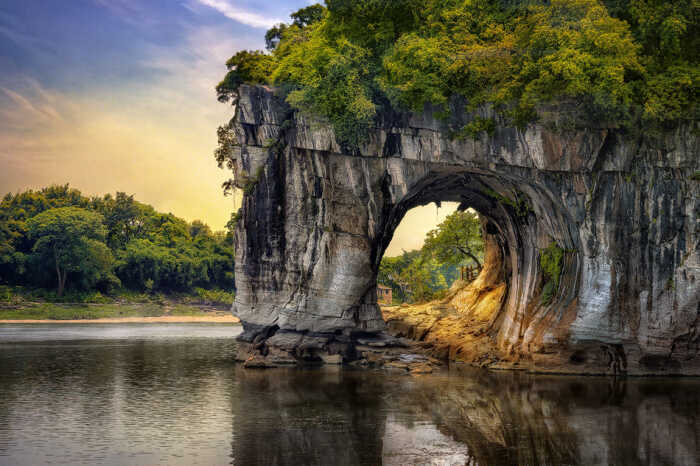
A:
[228, 84, 699, 375]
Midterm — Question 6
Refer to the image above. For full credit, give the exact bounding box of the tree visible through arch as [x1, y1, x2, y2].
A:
[378, 208, 485, 304]
[422, 210, 484, 271]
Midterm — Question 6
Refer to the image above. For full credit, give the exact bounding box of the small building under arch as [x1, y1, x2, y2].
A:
[376, 285, 393, 305]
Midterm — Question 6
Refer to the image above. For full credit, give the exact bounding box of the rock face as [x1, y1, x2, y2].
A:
[228, 84, 699, 374]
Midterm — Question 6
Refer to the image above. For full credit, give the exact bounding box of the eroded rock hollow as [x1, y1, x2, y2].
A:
[228, 84, 699, 375]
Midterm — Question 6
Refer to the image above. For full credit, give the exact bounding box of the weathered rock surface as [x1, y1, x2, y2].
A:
[228, 84, 699, 374]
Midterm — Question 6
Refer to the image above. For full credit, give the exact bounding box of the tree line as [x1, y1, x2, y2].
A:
[0, 185, 235, 298]
[379, 209, 484, 304]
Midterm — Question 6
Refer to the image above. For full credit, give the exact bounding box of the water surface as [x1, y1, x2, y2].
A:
[0, 324, 698, 465]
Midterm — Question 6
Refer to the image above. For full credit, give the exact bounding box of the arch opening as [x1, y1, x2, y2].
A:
[377, 201, 480, 305]
[372, 169, 581, 361]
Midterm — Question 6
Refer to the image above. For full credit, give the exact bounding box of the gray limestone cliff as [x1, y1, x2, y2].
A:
[227, 84, 699, 375]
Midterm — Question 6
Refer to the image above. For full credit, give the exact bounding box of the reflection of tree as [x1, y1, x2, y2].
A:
[0, 335, 238, 463]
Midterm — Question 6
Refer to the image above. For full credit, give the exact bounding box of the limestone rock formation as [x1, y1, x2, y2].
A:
[228, 84, 699, 374]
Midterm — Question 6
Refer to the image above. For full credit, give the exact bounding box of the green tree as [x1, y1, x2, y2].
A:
[400, 256, 448, 302]
[379, 251, 417, 302]
[272, 32, 377, 148]
[422, 210, 484, 269]
[216, 50, 275, 103]
[1, 185, 236, 295]
[290, 4, 325, 27]
[265, 23, 288, 51]
[189, 220, 212, 239]
[0, 221, 25, 283]
[379, 249, 453, 303]
[26, 207, 113, 296]
[102, 192, 141, 248]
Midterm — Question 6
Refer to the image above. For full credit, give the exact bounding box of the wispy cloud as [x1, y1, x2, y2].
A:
[194, 0, 284, 28]
[91, 0, 158, 27]
[0, 80, 64, 125]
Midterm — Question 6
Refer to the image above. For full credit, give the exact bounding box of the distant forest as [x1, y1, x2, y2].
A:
[0, 185, 235, 300]
[379, 210, 484, 304]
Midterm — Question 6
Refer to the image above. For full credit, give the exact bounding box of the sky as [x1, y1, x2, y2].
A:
[0, 0, 449, 255]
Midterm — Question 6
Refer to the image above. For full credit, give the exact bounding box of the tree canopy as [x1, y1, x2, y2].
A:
[216, 0, 698, 149]
[422, 210, 484, 269]
[0, 185, 235, 297]
[26, 207, 112, 296]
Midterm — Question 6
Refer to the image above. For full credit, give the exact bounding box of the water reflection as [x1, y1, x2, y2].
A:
[0, 324, 698, 465]
[228, 368, 700, 466]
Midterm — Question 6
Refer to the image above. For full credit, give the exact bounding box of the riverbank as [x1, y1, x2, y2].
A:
[0, 315, 239, 324]
[0, 302, 239, 323]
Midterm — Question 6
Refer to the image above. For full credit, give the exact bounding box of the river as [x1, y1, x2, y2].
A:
[0, 323, 698, 465]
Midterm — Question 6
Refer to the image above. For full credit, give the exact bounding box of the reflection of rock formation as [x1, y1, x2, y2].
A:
[227, 365, 700, 466]
[394, 368, 700, 466]
[391, 371, 579, 465]
[2, 335, 698, 465]
[229, 367, 387, 465]
[229, 84, 699, 375]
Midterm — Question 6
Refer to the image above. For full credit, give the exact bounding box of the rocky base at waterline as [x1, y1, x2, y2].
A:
[383, 280, 700, 376]
[234, 330, 442, 374]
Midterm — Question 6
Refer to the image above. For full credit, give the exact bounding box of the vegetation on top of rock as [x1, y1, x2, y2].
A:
[216, 0, 698, 149]
[216, 50, 274, 103]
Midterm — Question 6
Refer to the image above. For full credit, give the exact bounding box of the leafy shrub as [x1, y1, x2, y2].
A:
[540, 241, 564, 304]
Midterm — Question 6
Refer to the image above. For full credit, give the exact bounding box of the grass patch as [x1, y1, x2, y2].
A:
[0, 285, 236, 320]
[0, 285, 234, 307]
[0, 303, 170, 320]
[179, 288, 235, 306]
[0, 303, 232, 320]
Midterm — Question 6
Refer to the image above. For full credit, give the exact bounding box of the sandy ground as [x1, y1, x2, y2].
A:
[0, 315, 240, 324]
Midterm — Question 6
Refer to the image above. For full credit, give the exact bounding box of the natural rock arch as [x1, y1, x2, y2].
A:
[228, 85, 699, 374]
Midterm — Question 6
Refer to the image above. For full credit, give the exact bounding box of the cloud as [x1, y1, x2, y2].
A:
[1, 83, 63, 123]
[194, 0, 284, 28]
[91, 0, 161, 27]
